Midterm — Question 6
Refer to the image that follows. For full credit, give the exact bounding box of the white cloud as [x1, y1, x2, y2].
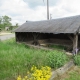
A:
[50, 0, 80, 18]
[0, 0, 80, 25]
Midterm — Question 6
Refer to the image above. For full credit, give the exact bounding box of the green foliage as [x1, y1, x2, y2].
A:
[47, 50, 68, 68]
[2, 15, 12, 26]
[73, 55, 80, 66]
[0, 20, 4, 29]
[0, 39, 69, 80]
[0, 16, 2, 24]
[0, 15, 12, 29]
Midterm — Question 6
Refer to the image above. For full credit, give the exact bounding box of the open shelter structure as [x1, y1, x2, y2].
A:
[14, 15, 80, 52]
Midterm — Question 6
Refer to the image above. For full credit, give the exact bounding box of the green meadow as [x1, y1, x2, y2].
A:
[0, 38, 69, 80]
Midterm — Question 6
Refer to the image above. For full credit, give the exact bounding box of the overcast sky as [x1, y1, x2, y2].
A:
[0, 0, 80, 25]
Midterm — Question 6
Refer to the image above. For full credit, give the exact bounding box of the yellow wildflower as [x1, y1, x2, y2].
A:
[17, 75, 21, 80]
[17, 66, 51, 80]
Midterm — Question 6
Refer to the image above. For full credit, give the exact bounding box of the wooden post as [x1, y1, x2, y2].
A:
[15, 32, 17, 42]
[73, 33, 78, 54]
[32, 33, 40, 45]
[67, 34, 73, 42]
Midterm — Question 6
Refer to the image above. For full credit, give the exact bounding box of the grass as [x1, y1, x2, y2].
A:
[0, 38, 69, 80]
[54, 66, 80, 80]
[64, 66, 80, 80]
[65, 72, 80, 80]
[73, 55, 80, 66]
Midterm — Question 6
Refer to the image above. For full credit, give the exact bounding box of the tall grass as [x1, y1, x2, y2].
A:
[0, 38, 69, 80]
[74, 55, 80, 66]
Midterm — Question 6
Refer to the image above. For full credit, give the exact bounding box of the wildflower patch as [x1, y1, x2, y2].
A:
[17, 66, 51, 80]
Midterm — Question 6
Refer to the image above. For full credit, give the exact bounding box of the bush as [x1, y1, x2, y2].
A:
[74, 55, 80, 66]
[47, 50, 68, 68]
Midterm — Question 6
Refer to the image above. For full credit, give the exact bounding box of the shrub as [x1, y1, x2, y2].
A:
[47, 50, 68, 68]
[74, 55, 80, 66]
[17, 66, 51, 80]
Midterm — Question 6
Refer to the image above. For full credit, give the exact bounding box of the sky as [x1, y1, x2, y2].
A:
[0, 0, 80, 25]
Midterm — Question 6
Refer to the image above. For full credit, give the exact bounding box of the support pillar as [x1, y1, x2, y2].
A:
[15, 32, 18, 42]
[32, 33, 40, 45]
[73, 33, 78, 54]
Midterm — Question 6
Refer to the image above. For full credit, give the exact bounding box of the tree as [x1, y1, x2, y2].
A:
[2, 15, 12, 28]
[0, 16, 3, 29]
[0, 15, 12, 30]
[15, 23, 19, 27]
[0, 17, 2, 24]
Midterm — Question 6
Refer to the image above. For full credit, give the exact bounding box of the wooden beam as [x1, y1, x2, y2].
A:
[15, 32, 17, 42]
[73, 33, 78, 54]
[67, 44, 73, 51]
[67, 34, 73, 42]
[16, 32, 19, 42]
[32, 33, 40, 45]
